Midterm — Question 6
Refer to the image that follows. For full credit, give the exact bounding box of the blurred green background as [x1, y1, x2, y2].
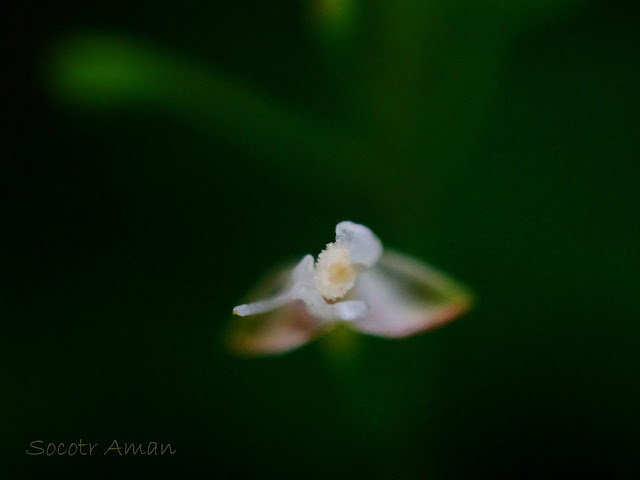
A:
[4, 0, 639, 477]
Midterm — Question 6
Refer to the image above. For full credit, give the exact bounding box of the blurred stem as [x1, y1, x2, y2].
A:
[320, 331, 412, 478]
[307, 0, 366, 123]
[363, 2, 441, 152]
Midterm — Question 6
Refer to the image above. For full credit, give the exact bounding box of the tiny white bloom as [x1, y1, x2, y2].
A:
[229, 221, 472, 356]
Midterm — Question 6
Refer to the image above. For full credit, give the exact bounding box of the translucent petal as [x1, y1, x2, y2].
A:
[233, 292, 294, 317]
[292, 254, 315, 284]
[226, 262, 325, 356]
[351, 251, 473, 338]
[335, 221, 383, 267]
[333, 300, 368, 321]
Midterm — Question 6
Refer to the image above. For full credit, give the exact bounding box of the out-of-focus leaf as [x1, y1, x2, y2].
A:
[48, 34, 404, 194]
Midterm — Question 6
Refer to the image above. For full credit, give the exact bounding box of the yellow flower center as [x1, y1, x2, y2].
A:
[314, 243, 356, 300]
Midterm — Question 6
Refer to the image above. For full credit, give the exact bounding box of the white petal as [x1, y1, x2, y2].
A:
[292, 254, 315, 285]
[351, 251, 473, 338]
[333, 300, 368, 321]
[335, 221, 383, 267]
[227, 262, 324, 355]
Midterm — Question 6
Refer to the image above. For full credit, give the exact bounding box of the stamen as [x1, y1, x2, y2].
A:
[314, 243, 356, 300]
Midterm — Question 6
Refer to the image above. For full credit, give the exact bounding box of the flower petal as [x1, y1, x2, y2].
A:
[335, 221, 382, 267]
[226, 262, 325, 356]
[351, 251, 473, 338]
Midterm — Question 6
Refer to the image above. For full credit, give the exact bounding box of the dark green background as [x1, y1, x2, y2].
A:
[5, 1, 639, 478]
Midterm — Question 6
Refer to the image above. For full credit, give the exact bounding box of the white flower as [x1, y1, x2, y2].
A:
[233, 221, 378, 321]
[229, 221, 472, 355]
